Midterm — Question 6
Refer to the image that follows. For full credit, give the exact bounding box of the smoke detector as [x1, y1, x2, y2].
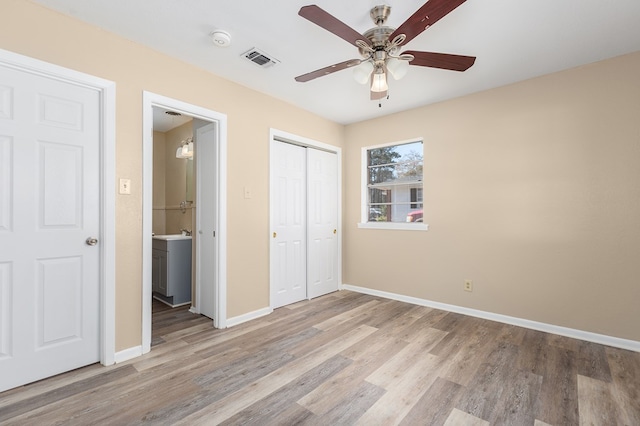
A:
[210, 30, 231, 47]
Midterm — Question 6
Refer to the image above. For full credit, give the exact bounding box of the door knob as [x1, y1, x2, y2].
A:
[333, 229, 337, 234]
[273, 232, 277, 238]
[86, 237, 98, 246]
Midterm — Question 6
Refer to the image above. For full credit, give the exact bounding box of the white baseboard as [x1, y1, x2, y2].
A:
[114, 345, 143, 363]
[226, 307, 273, 328]
[342, 284, 640, 352]
[152, 294, 191, 308]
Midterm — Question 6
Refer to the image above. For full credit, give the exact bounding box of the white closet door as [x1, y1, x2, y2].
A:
[0, 64, 101, 392]
[307, 148, 338, 299]
[271, 141, 307, 308]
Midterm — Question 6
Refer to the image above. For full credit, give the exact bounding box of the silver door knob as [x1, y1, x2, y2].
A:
[86, 237, 98, 246]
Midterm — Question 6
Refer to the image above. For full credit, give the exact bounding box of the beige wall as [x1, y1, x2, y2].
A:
[2, 0, 344, 351]
[152, 131, 167, 234]
[153, 123, 195, 235]
[345, 52, 640, 341]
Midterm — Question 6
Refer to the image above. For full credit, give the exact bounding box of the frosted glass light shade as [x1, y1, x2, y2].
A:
[176, 141, 194, 159]
[353, 60, 374, 84]
[386, 57, 409, 80]
[371, 71, 388, 92]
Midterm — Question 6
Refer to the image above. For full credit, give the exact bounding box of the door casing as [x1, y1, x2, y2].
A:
[0, 48, 116, 367]
[142, 92, 228, 354]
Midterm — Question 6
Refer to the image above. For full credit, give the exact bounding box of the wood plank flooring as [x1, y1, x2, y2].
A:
[1, 291, 639, 425]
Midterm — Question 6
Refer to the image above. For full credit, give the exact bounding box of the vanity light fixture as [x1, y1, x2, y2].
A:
[175, 137, 194, 159]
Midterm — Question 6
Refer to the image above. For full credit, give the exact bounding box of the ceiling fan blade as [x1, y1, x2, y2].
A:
[295, 59, 362, 83]
[299, 5, 371, 48]
[390, 0, 468, 46]
[404, 51, 476, 71]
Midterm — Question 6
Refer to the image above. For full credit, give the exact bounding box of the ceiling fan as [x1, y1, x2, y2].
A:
[295, 1, 476, 101]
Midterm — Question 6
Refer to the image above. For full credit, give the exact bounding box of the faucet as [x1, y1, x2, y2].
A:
[180, 228, 192, 236]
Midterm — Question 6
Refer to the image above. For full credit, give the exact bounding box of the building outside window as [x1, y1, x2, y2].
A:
[364, 139, 424, 227]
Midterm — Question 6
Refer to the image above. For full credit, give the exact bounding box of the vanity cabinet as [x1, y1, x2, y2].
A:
[151, 249, 168, 295]
[152, 237, 192, 306]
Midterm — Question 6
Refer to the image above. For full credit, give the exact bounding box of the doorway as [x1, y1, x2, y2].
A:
[269, 129, 342, 309]
[142, 92, 227, 354]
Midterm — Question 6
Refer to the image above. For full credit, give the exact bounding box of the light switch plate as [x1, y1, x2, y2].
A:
[243, 186, 252, 199]
[119, 178, 131, 195]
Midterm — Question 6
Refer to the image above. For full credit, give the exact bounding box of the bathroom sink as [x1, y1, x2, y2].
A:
[152, 234, 192, 241]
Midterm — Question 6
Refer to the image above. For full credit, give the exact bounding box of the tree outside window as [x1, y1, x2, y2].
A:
[366, 141, 423, 223]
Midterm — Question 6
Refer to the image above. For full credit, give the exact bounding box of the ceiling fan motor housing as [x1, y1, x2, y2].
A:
[370, 5, 391, 25]
[359, 5, 401, 62]
[360, 27, 395, 58]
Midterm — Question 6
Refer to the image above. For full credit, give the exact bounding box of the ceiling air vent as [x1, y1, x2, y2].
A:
[242, 48, 279, 68]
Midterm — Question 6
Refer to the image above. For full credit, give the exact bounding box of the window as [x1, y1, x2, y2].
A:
[359, 139, 427, 230]
[410, 188, 423, 209]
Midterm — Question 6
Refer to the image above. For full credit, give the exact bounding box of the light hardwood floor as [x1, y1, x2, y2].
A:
[1, 291, 639, 425]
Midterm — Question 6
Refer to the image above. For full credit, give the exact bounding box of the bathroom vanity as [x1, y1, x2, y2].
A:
[152, 235, 192, 307]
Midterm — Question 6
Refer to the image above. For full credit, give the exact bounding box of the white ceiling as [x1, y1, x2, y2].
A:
[152, 107, 192, 133]
[33, 0, 640, 125]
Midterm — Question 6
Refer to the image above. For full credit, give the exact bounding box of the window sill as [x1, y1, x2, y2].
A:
[357, 222, 429, 231]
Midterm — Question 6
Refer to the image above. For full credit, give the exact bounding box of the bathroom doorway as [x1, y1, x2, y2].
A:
[142, 92, 228, 355]
[150, 108, 196, 309]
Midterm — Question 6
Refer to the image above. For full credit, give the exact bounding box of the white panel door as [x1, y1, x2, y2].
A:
[307, 149, 338, 299]
[196, 123, 217, 320]
[271, 141, 307, 308]
[0, 65, 100, 392]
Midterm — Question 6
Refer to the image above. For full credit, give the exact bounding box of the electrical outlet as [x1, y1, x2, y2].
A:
[464, 279, 473, 292]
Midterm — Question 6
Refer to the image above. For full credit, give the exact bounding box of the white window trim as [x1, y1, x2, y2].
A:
[358, 138, 428, 231]
[358, 221, 428, 231]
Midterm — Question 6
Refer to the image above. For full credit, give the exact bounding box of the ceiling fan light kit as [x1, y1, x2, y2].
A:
[386, 57, 409, 80]
[371, 67, 388, 93]
[353, 60, 374, 84]
[295, 0, 476, 103]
